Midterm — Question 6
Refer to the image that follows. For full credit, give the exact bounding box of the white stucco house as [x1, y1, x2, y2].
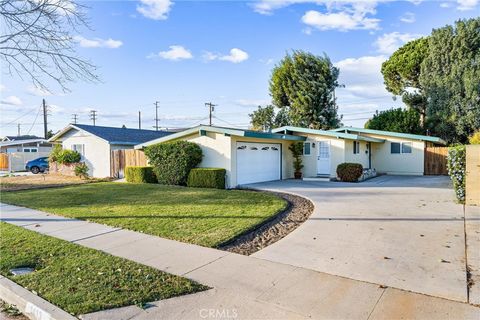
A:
[49, 124, 172, 177]
[135, 125, 446, 188]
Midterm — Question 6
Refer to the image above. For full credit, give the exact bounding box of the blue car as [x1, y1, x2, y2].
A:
[25, 157, 49, 174]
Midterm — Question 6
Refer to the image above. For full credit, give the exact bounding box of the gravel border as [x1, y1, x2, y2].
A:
[218, 191, 314, 256]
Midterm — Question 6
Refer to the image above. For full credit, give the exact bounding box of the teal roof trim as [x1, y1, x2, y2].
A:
[135, 125, 305, 149]
[330, 127, 446, 145]
[271, 126, 385, 143]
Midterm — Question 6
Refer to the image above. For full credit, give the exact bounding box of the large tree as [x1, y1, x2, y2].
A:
[0, 0, 98, 92]
[249, 105, 291, 131]
[381, 37, 429, 126]
[269, 50, 341, 129]
[419, 18, 480, 144]
[365, 108, 422, 134]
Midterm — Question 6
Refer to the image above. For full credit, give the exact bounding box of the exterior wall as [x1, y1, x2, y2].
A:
[344, 140, 370, 169]
[366, 133, 425, 175]
[60, 129, 111, 178]
[298, 134, 345, 178]
[230, 136, 294, 187]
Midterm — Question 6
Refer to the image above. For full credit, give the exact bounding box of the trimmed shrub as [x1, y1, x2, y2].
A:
[336, 163, 363, 182]
[447, 145, 466, 203]
[49, 144, 63, 163]
[125, 166, 157, 183]
[469, 131, 480, 145]
[74, 163, 89, 179]
[57, 149, 81, 164]
[187, 168, 226, 189]
[144, 141, 203, 185]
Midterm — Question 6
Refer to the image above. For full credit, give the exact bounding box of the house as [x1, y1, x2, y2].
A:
[1, 135, 44, 142]
[49, 124, 172, 177]
[0, 138, 53, 172]
[136, 125, 446, 188]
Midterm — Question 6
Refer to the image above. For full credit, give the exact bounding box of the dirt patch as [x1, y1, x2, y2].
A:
[0, 300, 27, 320]
[218, 191, 314, 255]
[0, 174, 110, 192]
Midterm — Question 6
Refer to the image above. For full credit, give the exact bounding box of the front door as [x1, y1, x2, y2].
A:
[317, 141, 330, 176]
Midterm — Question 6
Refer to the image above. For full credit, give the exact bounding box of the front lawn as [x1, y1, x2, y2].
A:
[1, 183, 287, 247]
[0, 174, 108, 192]
[0, 223, 206, 315]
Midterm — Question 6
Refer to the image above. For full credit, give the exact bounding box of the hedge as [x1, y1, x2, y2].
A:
[125, 166, 157, 183]
[336, 163, 363, 182]
[187, 168, 226, 189]
[144, 141, 203, 186]
[447, 145, 466, 203]
[49, 145, 81, 164]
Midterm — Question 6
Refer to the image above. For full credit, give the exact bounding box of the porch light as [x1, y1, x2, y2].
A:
[312, 143, 315, 148]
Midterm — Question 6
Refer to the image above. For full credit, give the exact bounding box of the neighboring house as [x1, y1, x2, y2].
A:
[0, 138, 53, 154]
[49, 124, 172, 177]
[136, 125, 446, 188]
[1, 135, 44, 142]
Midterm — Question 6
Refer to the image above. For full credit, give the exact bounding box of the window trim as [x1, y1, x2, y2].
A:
[391, 141, 413, 154]
[303, 142, 311, 156]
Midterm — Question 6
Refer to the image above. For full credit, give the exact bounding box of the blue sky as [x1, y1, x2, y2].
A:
[1, 0, 479, 137]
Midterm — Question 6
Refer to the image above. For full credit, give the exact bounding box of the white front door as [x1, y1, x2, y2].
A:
[236, 142, 281, 185]
[317, 141, 330, 175]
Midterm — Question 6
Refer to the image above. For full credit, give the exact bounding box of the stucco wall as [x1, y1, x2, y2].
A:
[60, 129, 111, 178]
[344, 140, 370, 169]
[297, 134, 345, 178]
[366, 133, 425, 175]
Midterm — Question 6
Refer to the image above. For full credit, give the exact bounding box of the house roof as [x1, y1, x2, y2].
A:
[271, 126, 385, 143]
[49, 124, 173, 145]
[135, 125, 306, 149]
[330, 127, 446, 145]
[2, 135, 43, 141]
[0, 139, 50, 147]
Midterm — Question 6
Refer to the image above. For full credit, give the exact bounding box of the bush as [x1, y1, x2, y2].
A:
[447, 145, 466, 203]
[336, 163, 363, 182]
[187, 168, 226, 189]
[74, 163, 89, 179]
[49, 144, 62, 162]
[50, 147, 81, 165]
[125, 166, 157, 183]
[144, 141, 203, 186]
[469, 131, 480, 145]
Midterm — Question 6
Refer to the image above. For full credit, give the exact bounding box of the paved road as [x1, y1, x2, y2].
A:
[250, 175, 479, 304]
[1, 202, 479, 319]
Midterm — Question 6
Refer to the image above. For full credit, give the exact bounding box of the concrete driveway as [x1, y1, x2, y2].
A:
[249, 176, 471, 303]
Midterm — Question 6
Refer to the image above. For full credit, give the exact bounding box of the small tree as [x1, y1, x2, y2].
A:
[364, 108, 423, 134]
[289, 142, 304, 179]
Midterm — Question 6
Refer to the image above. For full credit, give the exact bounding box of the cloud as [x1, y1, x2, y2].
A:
[440, 2, 452, 7]
[235, 98, 270, 107]
[400, 12, 415, 23]
[203, 48, 249, 63]
[374, 32, 422, 55]
[0, 84, 6, 92]
[137, 0, 173, 20]
[148, 45, 193, 60]
[1, 96, 23, 106]
[301, 9, 380, 31]
[75, 36, 123, 48]
[26, 85, 52, 97]
[457, 0, 479, 10]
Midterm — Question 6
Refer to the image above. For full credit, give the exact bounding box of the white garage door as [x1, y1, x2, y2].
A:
[236, 142, 281, 185]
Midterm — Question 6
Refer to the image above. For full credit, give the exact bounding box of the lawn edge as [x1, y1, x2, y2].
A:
[0, 275, 76, 320]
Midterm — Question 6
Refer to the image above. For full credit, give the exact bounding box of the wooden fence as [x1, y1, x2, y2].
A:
[424, 147, 448, 175]
[466, 145, 480, 206]
[0, 153, 8, 170]
[110, 149, 148, 178]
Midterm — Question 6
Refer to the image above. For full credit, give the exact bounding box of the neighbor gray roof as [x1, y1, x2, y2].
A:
[50, 124, 173, 145]
[0, 139, 50, 147]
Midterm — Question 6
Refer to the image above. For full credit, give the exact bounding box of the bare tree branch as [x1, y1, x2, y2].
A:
[0, 0, 99, 92]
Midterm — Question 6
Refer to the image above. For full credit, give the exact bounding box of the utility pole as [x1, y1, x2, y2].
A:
[154, 101, 160, 131]
[42, 99, 48, 139]
[138, 111, 141, 130]
[205, 102, 217, 126]
[17, 123, 20, 136]
[90, 110, 97, 126]
[71, 114, 78, 124]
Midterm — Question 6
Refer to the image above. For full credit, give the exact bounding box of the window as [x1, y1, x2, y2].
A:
[353, 141, 360, 154]
[23, 148, 38, 153]
[391, 142, 412, 154]
[391, 142, 401, 154]
[72, 144, 84, 156]
[402, 142, 412, 154]
[303, 142, 311, 156]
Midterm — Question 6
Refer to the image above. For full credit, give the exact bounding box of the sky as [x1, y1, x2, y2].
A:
[1, 0, 479, 137]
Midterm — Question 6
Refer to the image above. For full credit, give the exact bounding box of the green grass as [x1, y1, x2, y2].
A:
[0, 223, 207, 315]
[1, 183, 287, 247]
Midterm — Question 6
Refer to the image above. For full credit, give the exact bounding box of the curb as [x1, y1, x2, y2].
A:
[0, 275, 76, 320]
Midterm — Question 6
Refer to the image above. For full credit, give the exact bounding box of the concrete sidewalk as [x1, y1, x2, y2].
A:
[1, 203, 479, 320]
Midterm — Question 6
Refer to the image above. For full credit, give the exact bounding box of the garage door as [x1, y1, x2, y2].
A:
[236, 142, 281, 185]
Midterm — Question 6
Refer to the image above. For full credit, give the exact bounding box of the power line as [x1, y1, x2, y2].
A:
[71, 114, 78, 124]
[42, 99, 49, 139]
[205, 102, 217, 126]
[90, 110, 97, 126]
[26, 105, 42, 135]
[154, 101, 160, 131]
